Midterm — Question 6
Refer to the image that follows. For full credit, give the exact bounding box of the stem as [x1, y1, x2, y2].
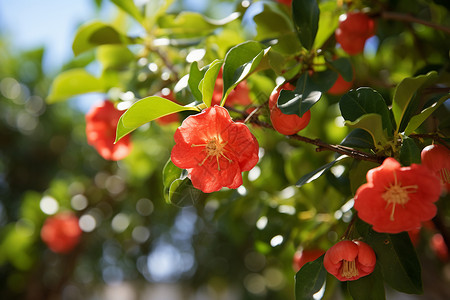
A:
[381, 11, 450, 35]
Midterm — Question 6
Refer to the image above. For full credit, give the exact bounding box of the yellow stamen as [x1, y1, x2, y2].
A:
[341, 259, 358, 278]
[192, 138, 232, 170]
[382, 171, 418, 221]
[439, 168, 450, 185]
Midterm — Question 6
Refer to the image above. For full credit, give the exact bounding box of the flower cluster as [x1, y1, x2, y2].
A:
[171, 106, 259, 193]
[40, 212, 82, 253]
[86, 100, 132, 161]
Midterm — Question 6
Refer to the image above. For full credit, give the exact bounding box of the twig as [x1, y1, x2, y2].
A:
[381, 11, 450, 35]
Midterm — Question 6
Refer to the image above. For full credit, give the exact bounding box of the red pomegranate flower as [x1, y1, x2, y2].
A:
[269, 83, 311, 135]
[86, 100, 131, 161]
[41, 212, 82, 253]
[421, 144, 450, 192]
[171, 106, 259, 193]
[323, 240, 376, 281]
[335, 12, 376, 55]
[354, 158, 442, 233]
[293, 248, 325, 272]
[211, 70, 252, 107]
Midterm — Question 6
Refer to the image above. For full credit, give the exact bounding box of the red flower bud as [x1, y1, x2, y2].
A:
[421, 144, 450, 192]
[323, 240, 376, 281]
[354, 158, 442, 233]
[171, 106, 259, 193]
[269, 83, 311, 135]
[85, 100, 132, 160]
[41, 212, 82, 253]
[293, 249, 325, 272]
[335, 12, 376, 55]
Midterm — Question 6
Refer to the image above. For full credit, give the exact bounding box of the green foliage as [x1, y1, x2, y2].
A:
[292, 0, 320, 50]
[295, 255, 326, 300]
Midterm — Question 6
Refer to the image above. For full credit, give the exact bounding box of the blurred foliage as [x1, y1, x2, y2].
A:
[1, 0, 450, 300]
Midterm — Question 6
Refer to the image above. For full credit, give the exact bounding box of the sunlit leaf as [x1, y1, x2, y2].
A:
[313, 0, 338, 49]
[292, 0, 320, 50]
[344, 114, 389, 150]
[188, 61, 208, 102]
[46, 69, 107, 103]
[97, 45, 134, 71]
[115, 96, 200, 142]
[392, 71, 438, 133]
[404, 94, 449, 135]
[295, 255, 326, 300]
[110, 0, 144, 24]
[199, 59, 222, 107]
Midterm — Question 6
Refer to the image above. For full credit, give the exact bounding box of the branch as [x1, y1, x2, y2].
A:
[381, 11, 450, 35]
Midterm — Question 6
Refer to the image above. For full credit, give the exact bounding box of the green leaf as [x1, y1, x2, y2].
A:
[296, 155, 348, 187]
[115, 96, 200, 142]
[110, 0, 144, 24]
[167, 177, 205, 207]
[199, 59, 222, 107]
[72, 21, 132, 56]
[222, 41, 270, 104]
[339, 88, 394, 136]
[340, 129, 374, 149]
[344, 114, 389, 150]
[295, 255, 326, 300]
[347, 265, 386, 300]
[46, 69, 107, 103]
[356, 220, 423, 294]
[188, 61, 208, 102]
[404, 94, 450, 135]
[97, 45, 134, 71]
[144, 0, 175, 30]
[278, 71, 335, 116]
[253, 3, 294, 40]
[392, 71, 438, 133]
[329, 57, 353, 82]
[398, 136, 421, 166]
[292, 0, 320, 50]
[313, 0, 338, 48]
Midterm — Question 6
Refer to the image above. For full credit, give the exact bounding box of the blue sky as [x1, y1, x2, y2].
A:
[0, 0, 113, 72]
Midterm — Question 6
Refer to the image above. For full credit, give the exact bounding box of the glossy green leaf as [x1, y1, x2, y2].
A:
[292, 0, 320, 50]
[222, 41, 270, 104]
[398, 136, 421, 166]
[340, 128, 374, 149]
[278, 71, 335, 116]
[72, 21, 132, 56]
[344, 114, 389, 150]
[295, 255, 326, 300]
[168, 177, 205, 207]
[356, 220, 423, 294]
[46, 69, 107, 103]
[404, 94, 449, 135]
[339, 88, 394, 136]
[115, 96, 200, 142]
[347, 265, 386, 300]
[296, 155, 348, 187]
[110, 0, 144, 24]
[188, 61, 208, 102]
[97, 45, 134, 71]
[392, 71, 438, 133]
[313, 0, 338, 48]
[329, 57, 353, 82]
[199, 59, 222, 107]
[253, 3, 293, 40]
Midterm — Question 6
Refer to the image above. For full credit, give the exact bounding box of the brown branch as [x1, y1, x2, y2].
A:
[381, 11, 450, 35]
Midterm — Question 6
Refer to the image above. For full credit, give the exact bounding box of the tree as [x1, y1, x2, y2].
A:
[1, 0, 450, 299]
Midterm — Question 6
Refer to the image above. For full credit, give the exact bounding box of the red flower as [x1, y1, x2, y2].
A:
[40, 212, 82, 253]
[86, 100, 132, 161]
[269, 83, 311, 135]
[293, 249, 325, 272]
[155, 91, 180, 125]
[211, 70, 252, 107]
[327, 73, 353, 95]
[354, 158, 442, 233]
[335, 12, 376, 55]
[171, 106, 259, 193]
[323, 240, 376, 281]
[276, 0, 292, 5]
[421, 144, 450, 192]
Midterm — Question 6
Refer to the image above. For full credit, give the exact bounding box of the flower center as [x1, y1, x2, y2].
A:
[382, 171, 418, 221]
[192, 137, 232, 170]
[341, 259, 358, 279]
[439, 168, 450, 185]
